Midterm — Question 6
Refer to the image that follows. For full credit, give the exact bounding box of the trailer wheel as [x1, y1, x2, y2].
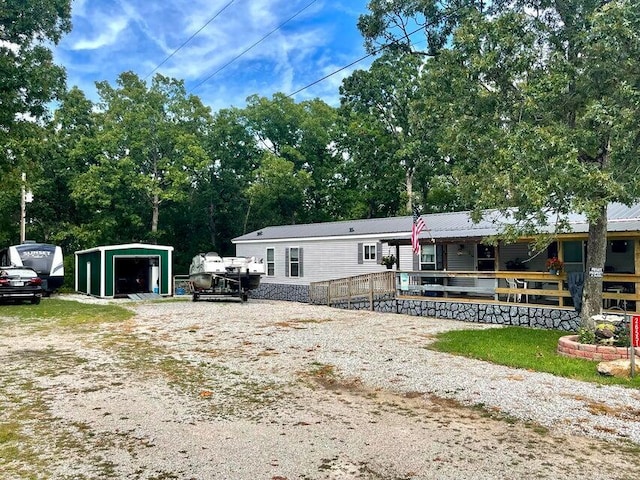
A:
[192, 293, 199, 302]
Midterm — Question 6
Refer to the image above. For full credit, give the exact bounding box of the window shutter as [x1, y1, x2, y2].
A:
[376, 242, 382, 263]
[412, 250, 420, 271]
[357, 243, 363, 264]
[299, 248, 304, 277]
[285, 248, 289, 277]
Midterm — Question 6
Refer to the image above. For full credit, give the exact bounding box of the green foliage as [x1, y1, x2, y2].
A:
[430, 326, 640, 387]
[243, 93, 343, 225]
[579, 322, 631, 347]
[0, 0, 71, 172]
[359, 0, 640, 325]
[578, 327, 596, 345]
[69, 72, 212, 247]
[246, 153, 313, 227]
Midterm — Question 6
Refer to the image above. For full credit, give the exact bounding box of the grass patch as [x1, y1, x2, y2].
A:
[0, 298, 134, 328]
[429, 326, 640, 388]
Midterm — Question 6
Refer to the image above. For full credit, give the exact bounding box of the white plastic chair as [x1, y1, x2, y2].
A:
[506, 278, 528, 303]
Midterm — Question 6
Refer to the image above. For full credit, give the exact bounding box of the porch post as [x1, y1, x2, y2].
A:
[635, 240, 640, 313]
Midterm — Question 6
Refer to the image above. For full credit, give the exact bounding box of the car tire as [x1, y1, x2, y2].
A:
[31, 297, 41, 305]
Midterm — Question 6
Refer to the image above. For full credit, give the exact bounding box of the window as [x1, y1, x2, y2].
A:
[289, 247, 300, 277]
[266, 248, 275, 276]
[562, 241, 584, 272]
[420, 244, 436, 270]
[477, 244, 495, 271]
[363, 243, 377, 261]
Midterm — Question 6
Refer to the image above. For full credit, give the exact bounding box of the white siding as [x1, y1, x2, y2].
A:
[236, 239, 398, 285]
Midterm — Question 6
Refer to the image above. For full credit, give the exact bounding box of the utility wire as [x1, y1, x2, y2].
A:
[286, 4, 467, 98]
[188, 0, 318, 94]
[144, 0, 237, 80]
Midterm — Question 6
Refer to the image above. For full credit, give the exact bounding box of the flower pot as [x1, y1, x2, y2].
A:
[385, 264, 392, 269]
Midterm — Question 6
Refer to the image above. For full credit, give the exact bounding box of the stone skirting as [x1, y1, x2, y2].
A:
[251, 283, 581, 331]
[557, 335, 636, 361]
[250, 283, 310, 303]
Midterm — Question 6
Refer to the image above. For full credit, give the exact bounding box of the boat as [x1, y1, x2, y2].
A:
[188, 252, 264, 301]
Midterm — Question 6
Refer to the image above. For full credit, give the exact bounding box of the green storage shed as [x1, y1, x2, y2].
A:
[75, 243, 174, 298]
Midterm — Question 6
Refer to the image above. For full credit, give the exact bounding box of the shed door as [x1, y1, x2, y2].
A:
[114, 256, 160, 296]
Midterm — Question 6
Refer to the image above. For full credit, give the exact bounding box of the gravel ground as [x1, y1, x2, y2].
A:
[2, 296, 640, 479]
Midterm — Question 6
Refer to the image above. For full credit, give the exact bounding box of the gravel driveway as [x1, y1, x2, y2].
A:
[2, 297, 640, 479]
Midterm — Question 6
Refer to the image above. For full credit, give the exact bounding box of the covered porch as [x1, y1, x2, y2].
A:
[397, 270, 638, 312]
[382, 232, 640, 313]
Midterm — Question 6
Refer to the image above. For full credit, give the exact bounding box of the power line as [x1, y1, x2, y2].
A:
[286, 4, 467, 98]
[144, 0, 237, 81]
[188, 0, 319, 94]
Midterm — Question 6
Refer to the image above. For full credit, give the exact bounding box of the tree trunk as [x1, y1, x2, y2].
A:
[151, 192, 159, 238]
[406, 169, 414, 214]
[580, 204, 607, 329]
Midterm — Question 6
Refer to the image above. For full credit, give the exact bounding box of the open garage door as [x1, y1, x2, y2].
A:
[114, 256, 160, 297]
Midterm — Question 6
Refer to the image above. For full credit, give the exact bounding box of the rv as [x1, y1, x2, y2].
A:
[0, 243, 64, 294]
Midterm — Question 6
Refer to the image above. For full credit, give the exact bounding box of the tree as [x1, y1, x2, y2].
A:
[359, 0, 640, 326]
[338, 52, 457, 216]
[243, 93, 342, 224]
[245, 153, 313, 228]
[184, 107, 261, 259]
[72, 72, 211, 245]
[33, 87, 98, 251]
[0, 0, 71, 171]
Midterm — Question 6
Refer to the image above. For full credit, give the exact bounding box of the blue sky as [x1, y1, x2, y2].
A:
[53, 0, 373, 112]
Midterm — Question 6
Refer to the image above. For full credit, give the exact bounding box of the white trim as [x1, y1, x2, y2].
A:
[288, 246, 301, 278]
[265, 247, 275, 277]
[362, 243, 378, 262]
[111, 254, 163, 298]
[234, 233, 411, 244]
[75, 243, 174, 255]
[74, 253, 78, 292]
[100, 249, 106, 298]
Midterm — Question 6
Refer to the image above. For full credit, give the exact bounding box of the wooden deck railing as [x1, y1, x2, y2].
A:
[310, 270, 640, 312]
[309, 271, 395, 309]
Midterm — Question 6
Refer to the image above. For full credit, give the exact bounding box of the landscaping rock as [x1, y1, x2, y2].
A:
[597, 359, 631, 378]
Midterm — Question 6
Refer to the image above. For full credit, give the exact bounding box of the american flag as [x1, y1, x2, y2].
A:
[411, 208, 426, 254]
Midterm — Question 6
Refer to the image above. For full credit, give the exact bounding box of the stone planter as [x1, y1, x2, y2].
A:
[557, 335, 637, 361]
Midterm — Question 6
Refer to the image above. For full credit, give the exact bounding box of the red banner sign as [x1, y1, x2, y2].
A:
[632, 315, 640, 348]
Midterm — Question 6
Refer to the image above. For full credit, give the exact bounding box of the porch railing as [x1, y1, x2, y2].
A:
[309, 270, 640, 312]
[309, 271, 395, 309]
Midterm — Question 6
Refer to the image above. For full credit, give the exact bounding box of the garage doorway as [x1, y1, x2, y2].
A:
[114, 256, 160, 297]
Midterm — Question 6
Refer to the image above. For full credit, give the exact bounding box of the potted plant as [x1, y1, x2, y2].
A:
[381, 254, 396, 269]
[545, 256, 564, 274]
[506, 258, 527, 271]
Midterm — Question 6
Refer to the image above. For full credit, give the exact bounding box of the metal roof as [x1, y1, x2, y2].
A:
[75, 243, 174, 255]
[232, 203, 640, 243]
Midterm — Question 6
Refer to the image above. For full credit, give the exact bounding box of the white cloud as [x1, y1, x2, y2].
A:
[72, 17, 129, 50]
[55, 0, 371, 110]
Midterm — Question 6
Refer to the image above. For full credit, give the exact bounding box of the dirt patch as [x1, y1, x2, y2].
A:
[1, 299, 640, 479]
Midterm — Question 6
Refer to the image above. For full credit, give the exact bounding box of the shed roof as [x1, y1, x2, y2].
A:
[75, 243, 174, 255]
[232, 203, 640, 244]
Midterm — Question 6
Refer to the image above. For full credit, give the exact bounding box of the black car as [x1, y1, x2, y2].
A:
[0, 267, 43, 304]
